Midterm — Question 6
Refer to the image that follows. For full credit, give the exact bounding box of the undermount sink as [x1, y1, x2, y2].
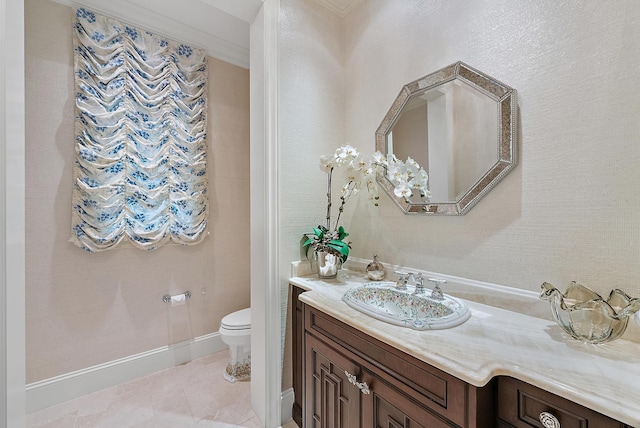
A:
[342, 282, 471, 330]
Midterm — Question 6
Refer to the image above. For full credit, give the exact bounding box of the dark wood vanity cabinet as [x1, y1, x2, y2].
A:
[292, 285, 494, 428]
[291, 285, 632, 428]
[496, 377, 632, 428]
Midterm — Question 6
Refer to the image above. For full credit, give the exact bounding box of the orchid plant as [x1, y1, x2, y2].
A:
[303, 144, 430, 264]
[303, 144, 375, 263]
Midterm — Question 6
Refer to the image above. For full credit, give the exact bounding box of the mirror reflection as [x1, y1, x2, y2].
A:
[376, 62, 517, 215]
[389, 79, 498, 202]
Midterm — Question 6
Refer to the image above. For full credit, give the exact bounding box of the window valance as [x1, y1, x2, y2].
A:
[70, 8, 209, 252]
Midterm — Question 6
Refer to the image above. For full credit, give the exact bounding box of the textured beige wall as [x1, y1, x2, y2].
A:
[279, 0, 640, 389]
[278, 0, 345, 391]
[25, 0, 250, 383]
[341, 0, 640, 298]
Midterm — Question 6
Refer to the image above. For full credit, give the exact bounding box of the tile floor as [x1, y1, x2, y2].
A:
[27, 349, 296, 428]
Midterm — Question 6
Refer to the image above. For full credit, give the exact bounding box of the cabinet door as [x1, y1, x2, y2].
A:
[361, 370, 453, 428]
[305, 333, 363, 428]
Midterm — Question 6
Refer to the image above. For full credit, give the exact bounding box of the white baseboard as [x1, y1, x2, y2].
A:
[26, 332, 226, 414]
[280, 387, 294, 424]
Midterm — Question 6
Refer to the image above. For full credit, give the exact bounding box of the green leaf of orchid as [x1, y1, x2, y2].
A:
[337, 225, 349, 240]
[328, 240, 349, 262]
[313, 227, 324, 240]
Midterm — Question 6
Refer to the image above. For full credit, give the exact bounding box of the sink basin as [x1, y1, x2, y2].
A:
[342, 282, 471, 330]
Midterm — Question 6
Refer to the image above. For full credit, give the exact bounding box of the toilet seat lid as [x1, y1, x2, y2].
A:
[221, 308, 251, 330]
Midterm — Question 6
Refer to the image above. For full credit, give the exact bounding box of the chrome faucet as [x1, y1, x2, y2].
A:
[395, 271, 425, 294]
[428, 277, 447, 300]
[395, 273, 408, 291]
[411, 273, 425, 295]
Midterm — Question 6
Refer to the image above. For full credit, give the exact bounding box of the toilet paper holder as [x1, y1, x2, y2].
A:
[162, 290, 191, 303]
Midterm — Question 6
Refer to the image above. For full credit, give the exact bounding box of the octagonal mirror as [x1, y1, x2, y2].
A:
[376, 62, 518, 215]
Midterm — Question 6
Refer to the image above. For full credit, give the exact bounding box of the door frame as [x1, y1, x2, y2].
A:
[1, 0, 26, 427]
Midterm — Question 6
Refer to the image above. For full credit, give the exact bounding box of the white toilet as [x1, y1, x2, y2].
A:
[219, 308, 251, 383]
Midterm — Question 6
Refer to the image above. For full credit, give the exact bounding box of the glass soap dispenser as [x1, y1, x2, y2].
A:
[366, 255, 385, 281]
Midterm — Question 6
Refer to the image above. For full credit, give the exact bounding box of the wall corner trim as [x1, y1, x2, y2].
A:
[25, 333, 225, 414]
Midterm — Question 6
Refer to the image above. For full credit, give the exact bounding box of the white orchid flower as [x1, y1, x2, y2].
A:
[363, 169, 380, 205]
[349, 154, 367, 171]
[319, 154, 334, 173]
[386, 153, 400, 166]
[407, 167, 431, 200]
[334, 144, 359, 166]
[409, 168, 428, 189]
[372, 151, 387, 166]
[393, 182, 412, 199]
[346, 157, 365, 184]
[388, 162, 408, 184]
[363, 166, 376, 180]
[405, 156, 420, 177]
[410, 182, 429, 198]
[409, 178, 424, 190]
[417, 167, 428, 181]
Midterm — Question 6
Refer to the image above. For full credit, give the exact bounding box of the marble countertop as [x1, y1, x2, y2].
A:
[290, 268, 640, 427]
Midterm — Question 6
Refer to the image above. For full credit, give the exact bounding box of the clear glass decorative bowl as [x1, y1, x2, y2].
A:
[540, 281, 640, 344]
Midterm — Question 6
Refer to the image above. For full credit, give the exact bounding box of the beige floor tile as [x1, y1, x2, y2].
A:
[281, 420, 299, 428]
[28, 412, 77, 428]
[27, 349, 258, 428]
[240, 416, 264, 428]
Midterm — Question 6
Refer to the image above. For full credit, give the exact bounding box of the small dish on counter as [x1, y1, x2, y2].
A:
[540, 281, 640, 344]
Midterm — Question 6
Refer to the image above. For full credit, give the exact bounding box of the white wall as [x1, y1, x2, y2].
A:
[341, 0, 640, 298]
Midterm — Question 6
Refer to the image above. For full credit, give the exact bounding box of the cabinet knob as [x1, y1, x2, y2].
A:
[539, 411, 560, 428]
[344, 370, 370, 395]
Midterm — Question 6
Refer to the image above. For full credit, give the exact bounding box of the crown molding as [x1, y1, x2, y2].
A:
[313, 0, 363, 17]
[199, 0, 263, 23]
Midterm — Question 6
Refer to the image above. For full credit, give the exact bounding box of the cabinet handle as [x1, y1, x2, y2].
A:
[344, 370, 370, 394]
[539, 411, 560, 428]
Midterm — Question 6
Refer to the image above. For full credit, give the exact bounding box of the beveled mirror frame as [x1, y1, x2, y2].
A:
[376, 61, 518, 215]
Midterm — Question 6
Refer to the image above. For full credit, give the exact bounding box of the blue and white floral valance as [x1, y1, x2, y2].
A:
[70, 8, 209, 252]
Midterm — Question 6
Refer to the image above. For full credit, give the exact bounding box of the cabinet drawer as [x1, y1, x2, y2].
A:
[497, 377, 628, 428]
[305, 305, 469, 426]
